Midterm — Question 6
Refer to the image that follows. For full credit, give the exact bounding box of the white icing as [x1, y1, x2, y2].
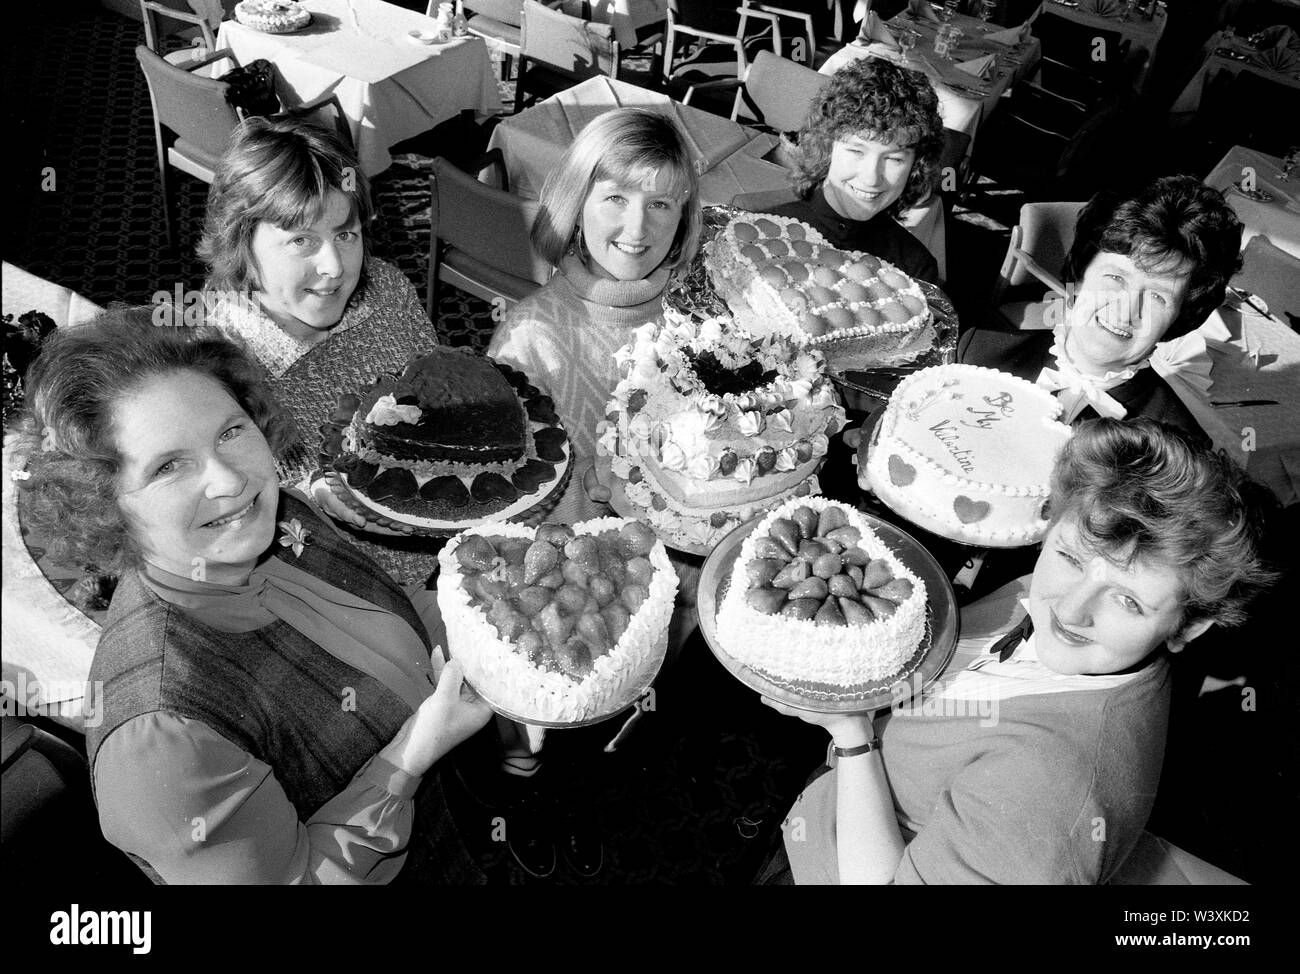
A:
[365, 394, 423, 427]
[716, 496, 927, 687]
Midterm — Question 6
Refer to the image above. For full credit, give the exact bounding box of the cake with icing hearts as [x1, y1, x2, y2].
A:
[716, 497, 928, 688]
[437, 518, 678, 723]
[333, 348, 569, 524]
[235, 0, 311, 32]
[706, 213, 936, 366]
[864, 364, 1073, 547]
[598, 315, 846, 549]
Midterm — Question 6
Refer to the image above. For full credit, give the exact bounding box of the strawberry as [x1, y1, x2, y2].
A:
[601, 603, 631, 643]
[554, 584, 588, 615]
[710, 512, 730, 529]
[780, 598, 819, 620]
[718, 449, 738, 476]
[517, 630, 545, 664]
[621, 584, 649, 613]
[523, 539, 559, 585]
[840, 597, 875, 626]
[745, 587, 788, 615]
[825, 526, 862, 547]
[536, 601, 575, 648]
[536, 568, 565, 589]
[756, 447, 777, 473]
[840, 546, 871, 567]
[827, 574, 858, 599]
[797, 540, 829, 564]
[618, 521, 656, 559]
[789, 577, 829, 601]
[861, 595, 898, 618]
[561, 559, 590, 589]
[625, 556, 654, 588]
[791, 505, 818, 540]
[814, 598, 846, 627]
[563, 536, 602, 576]
[497, 538, 531, 566]
[745, 557, 784, 588]
[556, 638, 594, 679]
[769, 518, 801, 556]
[588, 575, 617, 607]
[872, 578, 914, 604]
[816, 506, 848, 537]
[487, 599, 528, 641]
[499, 564, 525, 591]
[771, 559, 809, 589]
[753, 538, 788, 561]
[860, 559, 893, 590]
[515, 585, 553, 618]
[598, 547, 627, 587]
[812, 553, 842, 579]
[846, 565, 864, 588]
[577, 612, 613, 655]
[535, 523, 575, 548]
[456, 534, 499, 572]
[476, 575, 510, 600]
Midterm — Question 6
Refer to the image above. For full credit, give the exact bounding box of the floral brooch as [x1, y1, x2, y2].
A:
[277, 518, 312, 558]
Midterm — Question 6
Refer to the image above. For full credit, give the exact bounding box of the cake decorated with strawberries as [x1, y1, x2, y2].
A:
[864, 364, 1073, 547]
[705, 213, 936, 367]
[437, 518, 678, 724]
[235, 0, 311, 32]
[716, 497, 928, 689]
[598, 315, 846, 549]
[334, 348, 569, 524]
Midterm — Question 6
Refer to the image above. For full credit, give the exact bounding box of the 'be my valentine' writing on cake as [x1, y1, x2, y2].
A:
[865, 365, 1073, 547]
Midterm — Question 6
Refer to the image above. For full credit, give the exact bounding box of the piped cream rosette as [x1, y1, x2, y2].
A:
[437, 518, 678, 724]
[716, 496, 927, 688]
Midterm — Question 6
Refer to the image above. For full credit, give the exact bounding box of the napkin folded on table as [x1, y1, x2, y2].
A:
[983, 23, 1030, 46]
[858, 11, 901, 47]
[1254, 24, 1300, 52]
[955, 53, 996, 78]
[1079, 0, 1122, 18]
[1150, 330, 1215, 396]
[1249, 43, 1300, 73]
[906, 0, 943, 24]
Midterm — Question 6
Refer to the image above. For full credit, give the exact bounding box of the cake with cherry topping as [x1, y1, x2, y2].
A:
[234, 0, 311, 32]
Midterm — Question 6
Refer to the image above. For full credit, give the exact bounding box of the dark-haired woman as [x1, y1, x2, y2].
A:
[761, 419, 1275, 884]
[19, 312, 491, 884]
[766, 56, 944, 285]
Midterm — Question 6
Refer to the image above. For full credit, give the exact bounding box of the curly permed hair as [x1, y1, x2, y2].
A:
[1062, 176, 1243, 340]
[1048, 418, 1277, 630]
[790, 57, 944, 215]
[16, 308, 296, 574]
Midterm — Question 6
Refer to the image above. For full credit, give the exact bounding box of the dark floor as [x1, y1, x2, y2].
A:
[2, 4, 1294, 886]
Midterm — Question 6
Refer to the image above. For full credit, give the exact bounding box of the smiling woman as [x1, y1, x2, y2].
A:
[15, 311, 492, 885]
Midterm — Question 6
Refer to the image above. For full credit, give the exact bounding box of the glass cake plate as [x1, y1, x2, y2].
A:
[697, 513, 959, 715]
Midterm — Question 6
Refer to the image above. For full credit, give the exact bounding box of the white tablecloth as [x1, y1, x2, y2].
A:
[820, 9, 1041, 157]
[218, 0, 502, 175]
[481, 76, 793, 205]
[1204, 145, 1300, 260]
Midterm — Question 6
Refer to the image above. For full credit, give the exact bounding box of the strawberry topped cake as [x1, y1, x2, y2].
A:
[438, 518, 678, 724]
[235, 0, 312, 32]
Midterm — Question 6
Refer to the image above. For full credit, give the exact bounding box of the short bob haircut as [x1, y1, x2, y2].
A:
[530, 108, 703, 271]
[1048, 418, 1275, 631]
[17, 308, 295, 574]
[1062, 176, 1243, 340]
[198, 115, 374, 295]
[790, 57, 944, 215]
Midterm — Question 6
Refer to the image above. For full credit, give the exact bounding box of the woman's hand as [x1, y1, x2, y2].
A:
[384, 659, 493, 776]
[760, 697, 877, 748]
[310, 476, 406, 536]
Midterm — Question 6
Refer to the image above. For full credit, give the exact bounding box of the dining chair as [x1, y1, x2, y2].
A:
[138, 0, 219, 61]
[990, 200, 1085, 329]
[662, 0, 783, 94]
[1029, 12, 1134, 112]
[683, 49, 829, 132]
[427, 151, 552, 316]
[514, 0, 619, 112]
[135, 43, 242, 250]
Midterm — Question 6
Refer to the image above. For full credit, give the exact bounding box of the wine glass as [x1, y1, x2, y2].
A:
[1279, 147, 1300, 182]
[897, 28, 918, 59]
[943, 0, 961, 22]
[977, 1, 996, 25]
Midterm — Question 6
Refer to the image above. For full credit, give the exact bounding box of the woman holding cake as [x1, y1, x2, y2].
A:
[17, 311, 491, 884]
[758, 419, 1275, 884]
[195, 115, 437, 493]
[766, 57, 944, 286]
[959, 176, 1243, 439]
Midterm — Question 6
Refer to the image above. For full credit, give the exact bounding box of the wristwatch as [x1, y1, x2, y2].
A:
[833, 737, 880, 759]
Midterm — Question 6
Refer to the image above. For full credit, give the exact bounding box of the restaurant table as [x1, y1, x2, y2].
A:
[480, 76, 793, 205]
[217, 0, 502, 176]
[1205, 145, 1300, 259]
[819, 8, 1042, 158]
[1157, 301, 1300, 509]
[1038, 0, 1167, 92]
[1171, 29, 1300, 115]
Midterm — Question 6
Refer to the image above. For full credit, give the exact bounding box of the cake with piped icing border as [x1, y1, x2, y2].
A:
[437, 518, 677, 724]
[235, 0, 311, 32]
[706, 213, 936, 365]
[715, 496, 928, 688]
[864, 364, 1074, 547]
[598, 315, 846, 549]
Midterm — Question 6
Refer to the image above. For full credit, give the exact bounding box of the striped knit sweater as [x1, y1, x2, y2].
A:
[486, 255, 671, 523]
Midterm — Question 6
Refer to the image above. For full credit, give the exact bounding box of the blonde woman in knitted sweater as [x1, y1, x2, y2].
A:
[481, 109, 702, 878]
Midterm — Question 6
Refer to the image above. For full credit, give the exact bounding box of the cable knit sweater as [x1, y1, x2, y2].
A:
[486, 255, 671, 524]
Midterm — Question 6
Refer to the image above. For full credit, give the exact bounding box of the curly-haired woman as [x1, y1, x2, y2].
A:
[760, 418, 1276, 884]
[18, 310, 491, 884]
[767, 56, 944, 284]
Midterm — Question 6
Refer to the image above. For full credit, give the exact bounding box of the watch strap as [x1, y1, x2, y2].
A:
[833, 738, 880, 759]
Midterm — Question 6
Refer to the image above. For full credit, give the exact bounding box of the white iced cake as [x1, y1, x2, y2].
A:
[235, 0, 311, 32]
[437, 518, 677, 723]
[865, 364, 1074, 547]
[716, 497, 927, 688]
[706, 213, 935, 365]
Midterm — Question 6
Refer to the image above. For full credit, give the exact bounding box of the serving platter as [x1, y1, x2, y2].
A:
[697, 512, 959, 714]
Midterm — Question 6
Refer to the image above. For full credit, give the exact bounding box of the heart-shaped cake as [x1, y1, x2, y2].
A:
[715, 496, 928, 688]
[437, 518, 678, 723]
[706, 213, 936, 366]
